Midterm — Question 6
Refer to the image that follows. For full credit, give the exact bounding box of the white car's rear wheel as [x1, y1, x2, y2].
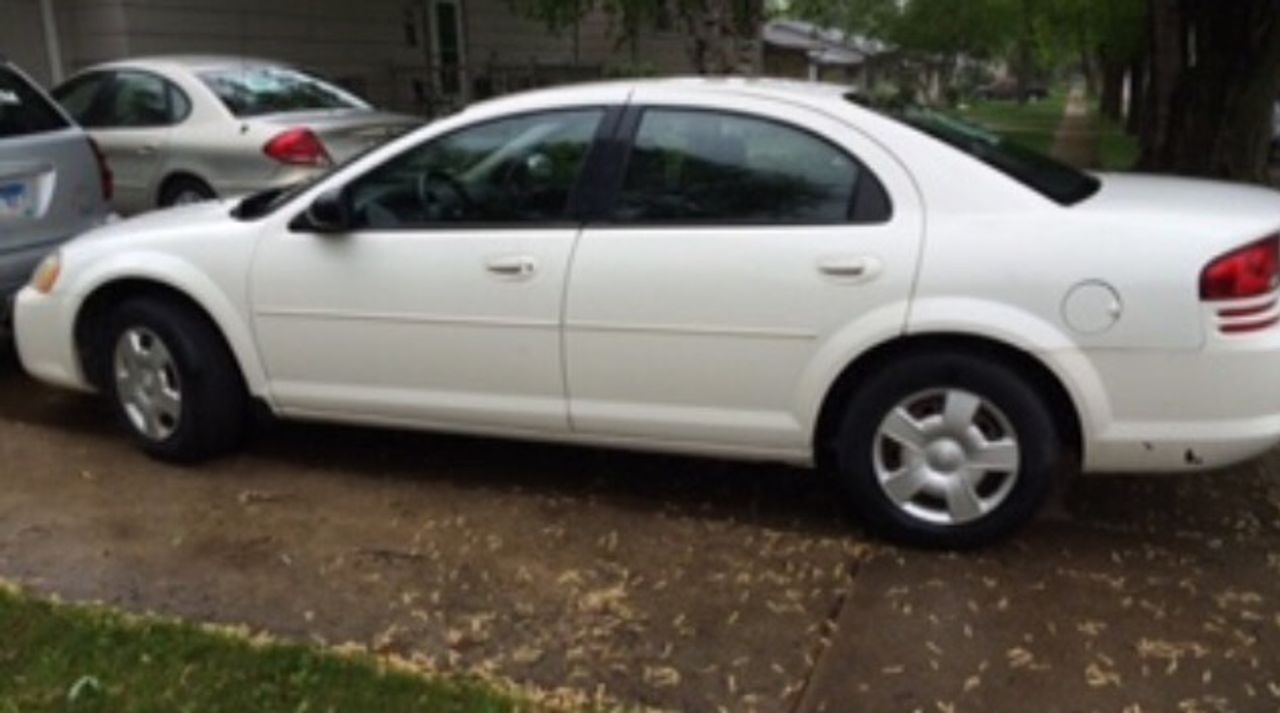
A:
[833, 350, 1063, 548]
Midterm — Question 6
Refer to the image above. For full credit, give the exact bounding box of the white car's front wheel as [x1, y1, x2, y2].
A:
[832, 350, 1065, 549]
[102, 298, 247, 463]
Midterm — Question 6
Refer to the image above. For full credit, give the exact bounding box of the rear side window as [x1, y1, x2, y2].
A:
[102, 71, 187, 127]
[56, 71, 189, 128]
[0, 67, 69, 139]
[613, 108, 890, 225]
[53, 72, 110, 124]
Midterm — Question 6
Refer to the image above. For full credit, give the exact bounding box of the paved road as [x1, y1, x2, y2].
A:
[1, 344, 1279, 712]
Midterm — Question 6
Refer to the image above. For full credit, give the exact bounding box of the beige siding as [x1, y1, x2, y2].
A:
[2, 0, 57, 84]
[9, 0, 735, 108]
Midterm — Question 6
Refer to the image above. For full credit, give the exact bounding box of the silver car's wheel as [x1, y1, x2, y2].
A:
[171, 189, 209, 205]
[113, 326, 183, 442]
[872, 388, 1021, 526]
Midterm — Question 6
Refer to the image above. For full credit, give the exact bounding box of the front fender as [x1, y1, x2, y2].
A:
[66, 250, 270, 398]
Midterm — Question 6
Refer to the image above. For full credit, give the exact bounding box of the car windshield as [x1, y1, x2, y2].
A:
[199, 66, 368, 118]
[0, 67, 69, 139]
[860, 97, 1100, 206]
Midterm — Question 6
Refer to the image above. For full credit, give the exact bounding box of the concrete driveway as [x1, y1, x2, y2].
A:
[1, 344, 1278, 712]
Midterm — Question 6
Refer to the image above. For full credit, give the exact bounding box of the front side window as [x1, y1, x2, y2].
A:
[346, 109, 603, 228]
[0, 67, 69, 139]
[614, 109, 886, 225]
[101, 72, 186, 128]
[199, 66, 367, 118]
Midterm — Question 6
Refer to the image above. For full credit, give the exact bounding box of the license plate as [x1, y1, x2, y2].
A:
[0, 180, 34, 219]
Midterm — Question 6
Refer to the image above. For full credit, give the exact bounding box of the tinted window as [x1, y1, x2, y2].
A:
[346, 109, 603, 228]
[614, 109, 885, 225]
[886, 105, 1099, 206]
[52, 72, 110, 126]
[0, 67, 69, 139]
[102, 72, 179, 128]
[199, 66, 367, 117]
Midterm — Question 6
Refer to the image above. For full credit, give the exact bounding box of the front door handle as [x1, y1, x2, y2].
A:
[484, 255, 537, 278]
[818, 256, 882, 281]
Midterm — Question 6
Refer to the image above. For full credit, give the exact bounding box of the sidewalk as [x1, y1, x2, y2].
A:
[1049, 88, 1100, 169]
[795, 464, 1280, 713]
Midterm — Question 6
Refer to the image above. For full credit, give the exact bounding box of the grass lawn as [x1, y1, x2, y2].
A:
[1093, 111, 1141, 172]
[0, 587, 564, 713]
[945, 91, 1140, 171]
[946, 91, 1068, 155]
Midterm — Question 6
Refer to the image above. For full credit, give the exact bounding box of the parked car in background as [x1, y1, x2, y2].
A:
[14, 79, 1280, 548]
[0, 56, 111, 328]
[975, 78, 1049, 102]
[50, 56, 421, 215]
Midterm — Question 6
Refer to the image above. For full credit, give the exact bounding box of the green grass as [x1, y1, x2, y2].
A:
[946, 91, 1069, 155]
[1093, 110, 1141, 172]
[0, 588, 557, 713]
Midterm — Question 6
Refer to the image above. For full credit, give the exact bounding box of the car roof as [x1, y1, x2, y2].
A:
[463, 75, 863, 119]
[80, 55, 288, 75]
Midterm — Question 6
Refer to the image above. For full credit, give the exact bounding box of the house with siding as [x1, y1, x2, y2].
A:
[3, 0, 726, 114]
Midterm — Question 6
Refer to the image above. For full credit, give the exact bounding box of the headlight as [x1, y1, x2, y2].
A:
[30, 251, 61, 294]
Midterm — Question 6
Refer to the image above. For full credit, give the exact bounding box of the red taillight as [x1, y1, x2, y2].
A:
[1200, 236, 1280, 301]
[87, 137, 113, 201]
[263, 128, 331, 167]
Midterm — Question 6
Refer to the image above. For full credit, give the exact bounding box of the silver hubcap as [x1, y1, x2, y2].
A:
[873, 388, 1021, 526]
[113, 327, 182, 441]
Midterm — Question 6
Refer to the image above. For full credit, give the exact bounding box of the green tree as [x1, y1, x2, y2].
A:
[509, 0, 763, 73]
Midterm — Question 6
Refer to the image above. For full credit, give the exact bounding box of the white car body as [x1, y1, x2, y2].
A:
[51, 56, 420, 215]
[14, 78, 1280, 483]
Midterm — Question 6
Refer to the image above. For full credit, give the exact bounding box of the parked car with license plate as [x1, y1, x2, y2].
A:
[51, 56, 421, 215]
[0, 57, 111, 327]
[13, 78, 1280, 548]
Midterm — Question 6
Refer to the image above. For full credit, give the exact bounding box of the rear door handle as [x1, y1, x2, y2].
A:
[136, 144, 158, 156]
[484, 255, 537, 278]
[818, 256, 882, 281]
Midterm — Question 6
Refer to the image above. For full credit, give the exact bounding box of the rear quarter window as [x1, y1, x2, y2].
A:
[0, 67, 70, 139]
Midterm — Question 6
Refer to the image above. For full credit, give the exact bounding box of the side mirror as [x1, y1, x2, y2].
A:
[301, 189, 351, 234]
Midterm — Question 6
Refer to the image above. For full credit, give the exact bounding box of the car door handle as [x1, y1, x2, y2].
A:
[484, 255, 537, 277]
[136, 144, 158, 156]
[818, 256, 882, 281]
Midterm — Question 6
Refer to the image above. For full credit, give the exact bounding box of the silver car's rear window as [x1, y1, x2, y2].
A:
[198, 66, 368, 118]
[0, 67, 70, 139]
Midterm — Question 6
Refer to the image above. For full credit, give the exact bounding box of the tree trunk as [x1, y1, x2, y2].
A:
[1099, 57, 1126, 121]
[1137, 0, 1185, 170]
[1139, 0, 1280, 182]
[1125, 50, 1147, 136]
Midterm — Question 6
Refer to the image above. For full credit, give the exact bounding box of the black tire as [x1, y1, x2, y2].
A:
[100, 298, 247, 463]
[158, 176, 216, 207]
[830, 350, 1063, 549]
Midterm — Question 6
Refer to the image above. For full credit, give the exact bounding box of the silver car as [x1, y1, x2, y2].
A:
[0, 58, 111, 326]
[51, 56, 422, 215]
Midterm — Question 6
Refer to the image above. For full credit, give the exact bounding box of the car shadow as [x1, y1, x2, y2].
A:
[4, 340, 1273, 544]
[0, 339, 856, 538]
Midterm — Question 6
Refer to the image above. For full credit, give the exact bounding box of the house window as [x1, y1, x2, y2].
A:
[432, 0, 463, 96]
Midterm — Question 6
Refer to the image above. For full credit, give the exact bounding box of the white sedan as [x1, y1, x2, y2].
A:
[14, 79, 1280, 548]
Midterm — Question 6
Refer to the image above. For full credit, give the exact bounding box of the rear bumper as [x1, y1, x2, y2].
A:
[1078, 331, 1280, 473]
